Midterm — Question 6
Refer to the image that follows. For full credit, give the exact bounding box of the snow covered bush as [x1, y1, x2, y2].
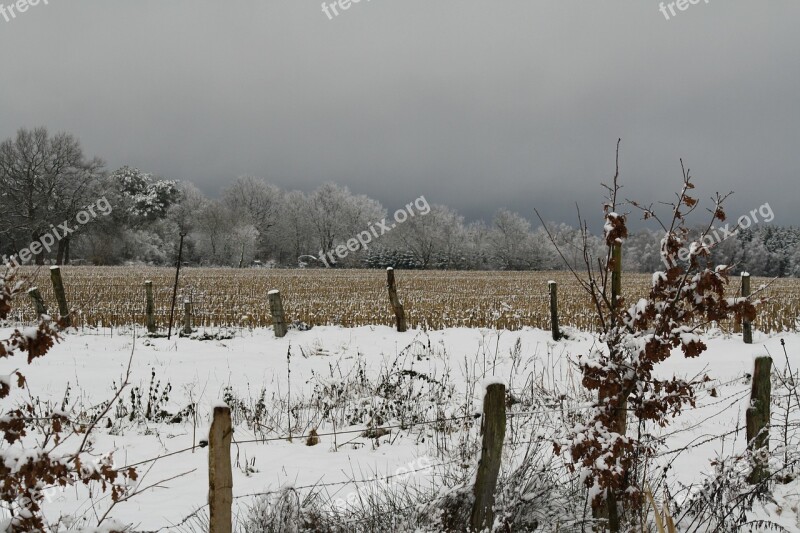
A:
[543, 146, 758, 531]
[0, 269, 138, 532]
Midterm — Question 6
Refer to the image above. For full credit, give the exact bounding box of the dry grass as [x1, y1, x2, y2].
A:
[7, 267, 799, 333]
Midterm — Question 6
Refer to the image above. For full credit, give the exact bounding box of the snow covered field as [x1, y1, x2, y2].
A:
[10, 324, 800, 531]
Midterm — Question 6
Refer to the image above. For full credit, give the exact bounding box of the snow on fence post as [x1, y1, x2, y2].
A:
[747, 356, 772, 484]
[548, 281, 560, 341]
[183, 299, 193, 335]
[27, 287, 47, 318]
[386, 268, 407, 332]
[49, 266, 70, 327]
[470, 382, 506, 531]
[742, 273, 753, 344]
[208, 404, 233, 533]
[268, 290, 288, 338]
[144, 281, 157, 334]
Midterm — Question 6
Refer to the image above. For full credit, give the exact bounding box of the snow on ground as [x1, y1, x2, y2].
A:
[5, 325, 800, 530]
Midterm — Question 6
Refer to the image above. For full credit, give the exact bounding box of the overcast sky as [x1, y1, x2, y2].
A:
[1, 1, 798, 228]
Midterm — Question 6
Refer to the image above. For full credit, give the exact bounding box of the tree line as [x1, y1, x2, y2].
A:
[0, 127, 796, 276]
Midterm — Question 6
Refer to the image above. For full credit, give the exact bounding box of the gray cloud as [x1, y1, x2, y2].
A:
[1, 0, 798, 229]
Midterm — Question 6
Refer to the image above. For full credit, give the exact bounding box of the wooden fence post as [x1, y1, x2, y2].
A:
[607, 242, 624, 532]
[28, 287, 47, 318]
[747, 356, 772, 484]
[144, 281, 157, 334]
[470, 382, 506, 531]
[386, 268, 407, 332]
[742, 273, 753, 344]
[268, 290, 288, 338]
[209, 405, 233, 533]
[609, 241, 627, 430]
[611, 242, 622, 311]
[49, 266, 71, 327]
[548, 281, 560, 341]
[183, 299, 193, 335]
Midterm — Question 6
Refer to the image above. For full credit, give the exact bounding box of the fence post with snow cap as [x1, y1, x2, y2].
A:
[268, 290, 288, 338]
[742, 273, 753, 344]
[28, 287, 47, 318]
[747, 355, 772, 484]
[49, 266, 70, 327]
[549, 281, 560, 341]
[144, 281, 156, 333]
[386, 267, 407, 332]
[470, 381, 506, 531]
[208, 404, 233, 533]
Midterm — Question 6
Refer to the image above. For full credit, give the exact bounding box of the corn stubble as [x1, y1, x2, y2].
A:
[10, 267, 798, 333]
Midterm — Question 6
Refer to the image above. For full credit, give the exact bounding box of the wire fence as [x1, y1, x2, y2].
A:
[97, 377, 763, 531]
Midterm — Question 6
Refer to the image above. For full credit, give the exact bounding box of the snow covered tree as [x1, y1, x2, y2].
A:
[391, 204, 463, 269]
[302, 183, 385, 264]
[222, 176, 283, 259]
[488, 209, 544, 270]
[111, 166, 181, 223]
[273, 190, 314, 265]
[306, 183, 352, 254]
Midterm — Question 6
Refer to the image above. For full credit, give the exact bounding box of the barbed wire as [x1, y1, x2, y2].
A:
[233, 413, 481, 446]
[116, 385, 751, 476]
[235, 458, 465, 501]
[650, 388, 751, 441]
[113, 443, 206, 472]
[653, 425, 746, 459]
[162, 457, 468, 531]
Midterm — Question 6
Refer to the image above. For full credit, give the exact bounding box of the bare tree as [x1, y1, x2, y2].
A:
[197, 201, 235, 265]
[0, 127, 104, 264]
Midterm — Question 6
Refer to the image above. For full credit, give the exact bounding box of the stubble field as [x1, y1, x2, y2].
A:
[10, 266, 800, 333]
